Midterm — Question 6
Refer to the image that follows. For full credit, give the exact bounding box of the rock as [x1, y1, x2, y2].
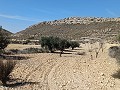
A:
[100, 73, 105, 76]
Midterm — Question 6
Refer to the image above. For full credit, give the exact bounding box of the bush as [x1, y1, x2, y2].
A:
[70, 41, 79, 50]
[19, 47, 48, 54]
[58, 39, 70, 51]
[40, 36, 82, 56]
[108, 46, 120, 58]
[40, 36, 76, 56]
[40, 36, 61, 53]
[40, 37, 54, 52]
[108, 46, 120, 64]
[9, 49, 19, 54]
[2, 50, 13, 55]
[0, 60, 16, 86]
[0, 29, 10, 51]
[40, 48, 50, 53]
[24, 48, 40, 53]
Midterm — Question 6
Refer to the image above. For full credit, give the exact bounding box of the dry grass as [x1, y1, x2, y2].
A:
[0, 60, 16, 86]
[6, 44, 41, 50]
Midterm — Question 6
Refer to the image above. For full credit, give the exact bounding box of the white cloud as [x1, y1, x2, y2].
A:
[105, 9, 118, 17]
[0, 14, 39, 22]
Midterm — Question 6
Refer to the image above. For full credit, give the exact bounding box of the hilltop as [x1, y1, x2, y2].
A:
[11, 17, 120, 41]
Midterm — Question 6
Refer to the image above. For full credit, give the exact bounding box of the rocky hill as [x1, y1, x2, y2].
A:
[11, 17, 120, 41]
[0, 27, 13, 36]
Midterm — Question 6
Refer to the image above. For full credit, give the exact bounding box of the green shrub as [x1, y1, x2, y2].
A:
[9, 49, 19, 54]
[40, 36, 73, 56]
[23, 47, 43, 54]
[58, 39, 70, 51]
[40, 36, 60, 53]
[0, 27, 9, 49]
[0, 27, 10, 55]
[70, 41, 79, 50]
[57, 39, 70, 57]
[19, 47, 49, 54]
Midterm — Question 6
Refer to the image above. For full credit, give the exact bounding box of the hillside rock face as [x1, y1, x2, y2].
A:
[11, 17, 120, 41]
[40, 17, 120, 25]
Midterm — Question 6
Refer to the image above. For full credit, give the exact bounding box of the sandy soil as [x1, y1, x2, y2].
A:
[0, 43, 120, 90]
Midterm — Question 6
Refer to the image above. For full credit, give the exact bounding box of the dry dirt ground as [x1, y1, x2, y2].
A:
[1, 43, 120, 90]
[6, 44, 41, 50]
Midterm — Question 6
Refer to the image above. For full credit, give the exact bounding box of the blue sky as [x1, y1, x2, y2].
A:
[0, 0, 120, 33]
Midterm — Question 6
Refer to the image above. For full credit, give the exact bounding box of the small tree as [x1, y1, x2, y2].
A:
[40, 36, 60, 53]
[40, 36, 71, 56]
[58, 39, 70, 57]
[0, 27, 10, 54]
[70, 41, 79, 50]
[0, 34, 9, 50]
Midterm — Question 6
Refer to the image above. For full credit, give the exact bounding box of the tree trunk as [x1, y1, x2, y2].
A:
[60, 51, 63, 57]
[2, 79, 7, 86]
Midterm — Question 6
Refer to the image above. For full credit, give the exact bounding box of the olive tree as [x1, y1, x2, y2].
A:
[40, 36, 71, 56]
[58, 39, 71, 57]
[40, 36, 60, 53]
[70, 41, 79, 50]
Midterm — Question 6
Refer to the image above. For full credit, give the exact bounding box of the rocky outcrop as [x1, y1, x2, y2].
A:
[29, 17, 120, 27]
